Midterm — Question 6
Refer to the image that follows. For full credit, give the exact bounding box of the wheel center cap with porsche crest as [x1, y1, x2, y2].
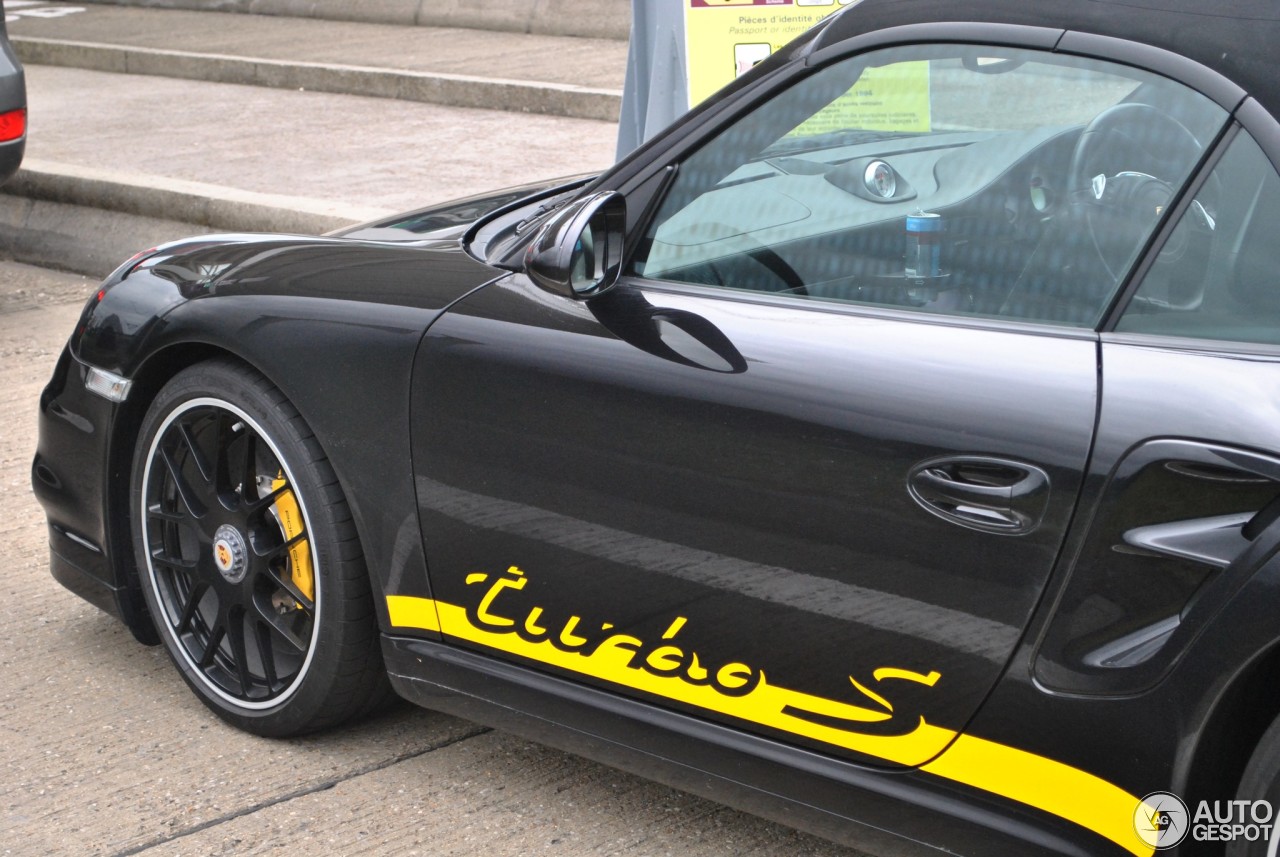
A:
[212, 524, 248, 583]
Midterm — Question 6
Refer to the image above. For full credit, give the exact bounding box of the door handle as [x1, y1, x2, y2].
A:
[907, 456, 1050, 535]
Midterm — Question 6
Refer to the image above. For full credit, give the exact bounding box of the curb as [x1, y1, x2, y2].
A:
[8, 159, 392, 233]
[74, 0, 632, 41]
[13, 37, 623, 122]
[0, 160, 396, 276]
[0, 194, 213, 278]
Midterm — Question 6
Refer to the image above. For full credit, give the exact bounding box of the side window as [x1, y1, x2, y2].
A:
[1116, 130, 1280, 345]
[633, 44, 1227, 328]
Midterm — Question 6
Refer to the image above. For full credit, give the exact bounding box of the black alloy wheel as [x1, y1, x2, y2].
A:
[132, 360, 390, 736]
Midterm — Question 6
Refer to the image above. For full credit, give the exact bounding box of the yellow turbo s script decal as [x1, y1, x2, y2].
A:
[387, 566, 1152, 857]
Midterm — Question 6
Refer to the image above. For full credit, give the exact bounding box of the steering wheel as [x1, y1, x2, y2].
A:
[701, 224, 808, 296]
[1069, 102, 1203, 280]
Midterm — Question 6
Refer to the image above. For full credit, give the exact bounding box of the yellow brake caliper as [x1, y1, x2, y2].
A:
[272, 473, 314, 603]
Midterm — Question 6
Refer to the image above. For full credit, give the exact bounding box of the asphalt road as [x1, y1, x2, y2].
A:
[0, 261, 872, 856]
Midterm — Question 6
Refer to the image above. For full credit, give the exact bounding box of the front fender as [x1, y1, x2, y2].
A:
[56, 232, 506, 636]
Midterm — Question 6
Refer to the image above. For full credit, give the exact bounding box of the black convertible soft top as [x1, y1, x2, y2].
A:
[824, 0, 1278, 118]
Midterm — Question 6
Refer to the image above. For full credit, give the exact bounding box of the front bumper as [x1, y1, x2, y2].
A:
[31, 345, 155, 642]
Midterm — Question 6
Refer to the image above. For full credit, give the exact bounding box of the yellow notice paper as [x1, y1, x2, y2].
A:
[791, 62, 932, 135]
[684, 0, 931, 134]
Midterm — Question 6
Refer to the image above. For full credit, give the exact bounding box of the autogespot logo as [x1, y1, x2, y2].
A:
[1135, 792, 1280, 850]
[1135, 792, 1190, 850]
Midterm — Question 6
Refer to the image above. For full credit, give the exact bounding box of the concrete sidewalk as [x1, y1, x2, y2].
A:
[9, 2, 629, 120]
[1, 64, 620, 275]
[75, 0, 632, 40]
[0, 2, 628, 276]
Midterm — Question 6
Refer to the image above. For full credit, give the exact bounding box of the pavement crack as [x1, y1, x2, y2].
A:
[111, 725, 492, 857]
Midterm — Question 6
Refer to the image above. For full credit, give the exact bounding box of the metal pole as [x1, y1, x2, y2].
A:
[617, 0, 688, 159]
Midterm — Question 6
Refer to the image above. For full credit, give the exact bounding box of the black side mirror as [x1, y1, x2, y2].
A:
[525, 191, 626, 299]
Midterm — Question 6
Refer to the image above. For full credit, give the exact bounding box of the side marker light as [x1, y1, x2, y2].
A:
[84, 366, 133, 402]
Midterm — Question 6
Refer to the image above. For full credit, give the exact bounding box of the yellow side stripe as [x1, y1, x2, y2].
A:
[386, 594, 442, 632]
[386, 594, 1152, 856]
[923, 734, 1152, 856]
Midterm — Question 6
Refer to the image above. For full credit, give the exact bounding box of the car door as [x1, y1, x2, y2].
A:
[405, 41, 1230, 769]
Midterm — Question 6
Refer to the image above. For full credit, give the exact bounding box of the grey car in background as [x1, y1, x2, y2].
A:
[0, 1, 26, 182]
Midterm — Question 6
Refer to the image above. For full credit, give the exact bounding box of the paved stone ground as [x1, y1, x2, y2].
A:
[0, 262, 870, 856]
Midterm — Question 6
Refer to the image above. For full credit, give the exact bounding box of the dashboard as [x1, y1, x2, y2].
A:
[640, 124, 1085, 316]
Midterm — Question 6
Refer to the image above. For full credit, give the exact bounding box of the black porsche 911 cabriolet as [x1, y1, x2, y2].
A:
[32, 1, 1280, 854]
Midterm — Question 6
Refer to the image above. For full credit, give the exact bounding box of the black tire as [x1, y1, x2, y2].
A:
[1227, 713, 1280, 856]
[131, 359, 390, 737]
